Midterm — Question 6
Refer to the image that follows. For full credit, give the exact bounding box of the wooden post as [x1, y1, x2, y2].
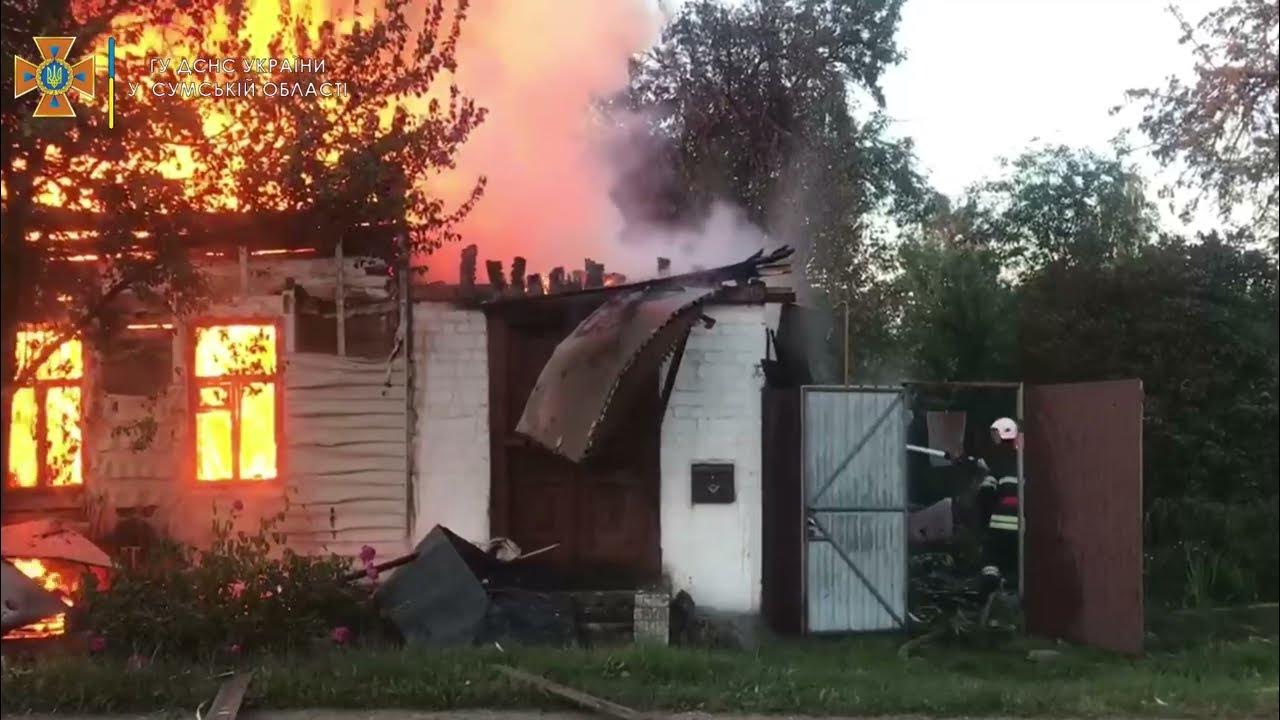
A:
[335, 240, 346, 357]
[585, 259, 604, 288]
[281, 279, 297, 353]
[238, 245, 250, 297]
[400, 231, 415, 536]
[842, 302, 850, 385]
[460, 244, 478, 295]
[511, 257, 527, 294]
[485, 260, 507, 294]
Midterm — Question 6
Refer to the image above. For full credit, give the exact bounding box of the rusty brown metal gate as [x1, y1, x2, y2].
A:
[1024, 379, 1144, 654]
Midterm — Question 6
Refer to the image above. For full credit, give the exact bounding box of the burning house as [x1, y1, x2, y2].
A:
[2, 219, 800, 637]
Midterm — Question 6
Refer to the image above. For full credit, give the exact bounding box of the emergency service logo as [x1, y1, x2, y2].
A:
[13, 36, 96, 118]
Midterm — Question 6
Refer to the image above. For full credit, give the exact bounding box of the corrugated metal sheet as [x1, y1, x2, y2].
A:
[803, 387, 907, 633]
[807, 512, 906, 632]
[1025, 380, 1144, 654]
[515, 284, 720, 462]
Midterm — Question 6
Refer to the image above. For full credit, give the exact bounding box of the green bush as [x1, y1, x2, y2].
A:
[1145, 496, 1280, 607]
[77, 501, 381, 657]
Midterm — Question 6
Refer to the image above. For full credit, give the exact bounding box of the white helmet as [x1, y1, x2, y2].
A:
[990, 417, 1019, 441]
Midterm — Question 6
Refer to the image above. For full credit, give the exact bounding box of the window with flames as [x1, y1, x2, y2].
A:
[192, 324, 280, 482]
[7, 329, 84, 489]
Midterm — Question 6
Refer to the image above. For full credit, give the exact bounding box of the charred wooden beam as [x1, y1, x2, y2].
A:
[460, 244, 478, 294]
[527, 274, 544, 296]
[584, 259, 604, 289]
[485, 260, 507, 294]
[549, 266, 566, 293]
[510, 257, 527, 294]
[657, 257, 671, 277]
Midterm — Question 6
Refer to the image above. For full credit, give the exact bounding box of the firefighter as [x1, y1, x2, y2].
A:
[978, 417, 1021, 594]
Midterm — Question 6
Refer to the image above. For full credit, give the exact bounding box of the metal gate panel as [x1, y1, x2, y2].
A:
[1024, 380, 1144, 654]
[803, 386, 908, 633]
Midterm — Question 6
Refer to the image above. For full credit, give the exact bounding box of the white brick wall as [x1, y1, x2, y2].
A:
[660, 304, 772, 613]
[411, 303, 491, 543]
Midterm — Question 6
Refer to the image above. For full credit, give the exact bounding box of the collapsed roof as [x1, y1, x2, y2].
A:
[513, 247, 794, 463]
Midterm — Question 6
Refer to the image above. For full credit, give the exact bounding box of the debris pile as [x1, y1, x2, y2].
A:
[372, 525, 575, 648]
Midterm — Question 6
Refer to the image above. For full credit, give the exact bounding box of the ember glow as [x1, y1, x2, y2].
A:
[193, 325, 279, 482]
[7, 558, 75, 639]
[7, 330, 84, 489]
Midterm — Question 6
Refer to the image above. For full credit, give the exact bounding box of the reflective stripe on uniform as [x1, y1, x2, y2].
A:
[998, 476, 1019, 485]
[989, 514, 1019, 531]
[980, 477, 997, 489]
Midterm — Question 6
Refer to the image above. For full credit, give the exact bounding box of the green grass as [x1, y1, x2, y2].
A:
[4, 610, 1278, 718]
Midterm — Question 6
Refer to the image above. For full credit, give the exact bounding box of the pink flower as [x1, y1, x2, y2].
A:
[228, 643, 243, 656]
[330, 626, 353, 645]
[228, 581, 247, 599]
[88, 635, 107, 653]
[231, 499, 244, 511]
[358, 545, 376, 563]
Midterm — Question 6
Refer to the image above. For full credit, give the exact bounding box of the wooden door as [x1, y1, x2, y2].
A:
[486, 301, 661, 587]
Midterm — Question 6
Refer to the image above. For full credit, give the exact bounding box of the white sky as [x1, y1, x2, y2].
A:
[880, 0, 1225, 219]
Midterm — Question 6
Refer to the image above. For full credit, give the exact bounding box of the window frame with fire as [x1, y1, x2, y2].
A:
[6, 327, 87, 491]
[187, 319, 284, 484]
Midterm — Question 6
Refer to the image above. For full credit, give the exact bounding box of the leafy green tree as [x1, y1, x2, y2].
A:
[1127, 0, 1279, 248]
[621, 0, 926, 380]
[959, 144, 1157, 271]
[889, 201, 1018, 382]
[626, 0, 917, 225]
[1019, 234, 1278, 503]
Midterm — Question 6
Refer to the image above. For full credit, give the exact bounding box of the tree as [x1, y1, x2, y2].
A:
[621, 0, 926, 381]
[958, 144, 1158, 272]
[886, 200, 1018, 382]
[1, 0, 484, 491]
[1127, 0, 1279, 248]
[1018, 234, 1279, 503]
[187, 0, 487, 255]
[622, 0, 925, 269]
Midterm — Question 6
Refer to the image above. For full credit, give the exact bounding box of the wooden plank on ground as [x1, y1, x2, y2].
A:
[494, 665, 648, 720]
[201, 671, 252, 720]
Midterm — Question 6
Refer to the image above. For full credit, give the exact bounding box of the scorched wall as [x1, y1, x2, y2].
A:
[409, 299, 780, 613]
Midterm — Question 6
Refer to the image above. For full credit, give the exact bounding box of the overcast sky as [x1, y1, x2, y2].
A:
[880, 0, 1224, 209]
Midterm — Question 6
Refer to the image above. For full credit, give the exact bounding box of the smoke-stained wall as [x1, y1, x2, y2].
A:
[409, 299, 781, 613]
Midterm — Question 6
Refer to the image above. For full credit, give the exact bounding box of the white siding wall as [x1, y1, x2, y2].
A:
[411, 303, 491, 543]
[282, 351, 410, 559]
[81, 283, 413, 560]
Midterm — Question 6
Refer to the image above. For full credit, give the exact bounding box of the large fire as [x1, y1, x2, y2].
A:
[7, 330, 84, 489]
[7, 558, 76, 639]
[193, 324, 279, 482]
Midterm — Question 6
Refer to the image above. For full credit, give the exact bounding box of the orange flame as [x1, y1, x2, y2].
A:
[193, 325, 278, 482]
[7, 330, 84, 489]
[7, 558, 75, 638]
